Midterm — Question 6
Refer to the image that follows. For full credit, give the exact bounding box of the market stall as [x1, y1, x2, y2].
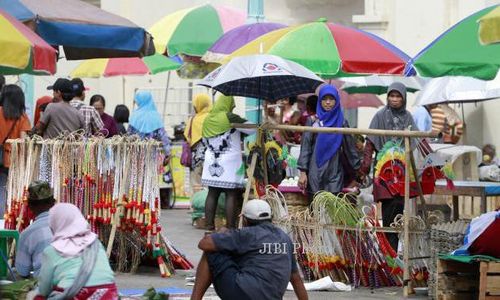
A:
[3, 135, 193, 276]
[238, 122, 444, 296]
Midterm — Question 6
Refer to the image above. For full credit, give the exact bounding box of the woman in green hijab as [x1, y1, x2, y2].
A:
[201, 95, 255, 231]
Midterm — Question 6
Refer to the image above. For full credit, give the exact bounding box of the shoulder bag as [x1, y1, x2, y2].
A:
[180, 118, 194, 168]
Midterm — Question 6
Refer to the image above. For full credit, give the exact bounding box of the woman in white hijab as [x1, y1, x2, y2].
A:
[35, 203, 117, 299]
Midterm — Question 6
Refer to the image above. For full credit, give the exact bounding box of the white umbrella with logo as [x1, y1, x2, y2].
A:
[198, 54, 324, 102]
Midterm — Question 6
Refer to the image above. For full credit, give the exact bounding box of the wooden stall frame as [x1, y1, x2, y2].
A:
[233, 123, 437, 297]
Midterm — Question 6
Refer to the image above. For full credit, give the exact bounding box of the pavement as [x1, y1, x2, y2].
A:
[115, 209, 417, 299]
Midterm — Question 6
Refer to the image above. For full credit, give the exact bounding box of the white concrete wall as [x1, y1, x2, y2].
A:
[20, 0, 500, 148]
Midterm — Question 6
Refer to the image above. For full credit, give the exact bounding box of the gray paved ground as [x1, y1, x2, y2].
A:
[115, 209, 421, 299]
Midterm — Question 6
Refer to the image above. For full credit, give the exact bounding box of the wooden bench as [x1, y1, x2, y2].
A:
[436, 258, 500, 299]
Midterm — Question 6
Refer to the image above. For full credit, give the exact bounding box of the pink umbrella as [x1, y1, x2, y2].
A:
[341, 93, 384, 109]
[308, 79, 384, 109]
[299, 91, 383, 110]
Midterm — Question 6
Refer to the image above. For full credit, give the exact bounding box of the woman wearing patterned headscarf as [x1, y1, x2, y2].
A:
[298, 84, 361, 199]
[201, 95, 255, 232]
[184, 93, 212, 192]
[358, 82, 418, 251]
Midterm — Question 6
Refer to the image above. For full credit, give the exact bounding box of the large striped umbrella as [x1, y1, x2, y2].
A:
[0, 0, 155, 60]
[70, 54, 181, 78]
[0, 9, 56, 74]
[149, 4, 246, 57]
[202, 22, 286, 64]
[226, 18, 414, 78]
[412, 6, 500, 80]
[70, 54, 182, 106]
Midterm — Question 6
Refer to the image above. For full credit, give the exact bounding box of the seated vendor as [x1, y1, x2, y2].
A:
[15, 181, 54, 278]
[35, 203, 117, 299]
[481, 144, 500, 167]
[191, 199, 308, 300]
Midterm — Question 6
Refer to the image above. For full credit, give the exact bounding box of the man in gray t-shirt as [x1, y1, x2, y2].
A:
[39, 102, 84, 139]
[191, 199, 308, 300]
[33, 78, 84, 139]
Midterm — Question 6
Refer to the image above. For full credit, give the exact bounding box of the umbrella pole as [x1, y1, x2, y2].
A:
[239, 152, 258, 228]
[260, 128, 268, 187]
[410, 150, 428, 225]
[122, 76, 125, 104]
[403, 135, 412, 297]
[460, 104, 467, 144]
[258, 101, 261, 124]
[162, 71, 171, 123]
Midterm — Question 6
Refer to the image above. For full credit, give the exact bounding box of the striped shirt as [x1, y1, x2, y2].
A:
[430, 105, 463, 143]
[15, 211, 53, 277]
[70, 99, 104, 136]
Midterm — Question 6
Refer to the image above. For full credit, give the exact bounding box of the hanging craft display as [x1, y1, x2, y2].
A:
[3, 135, 193, 275]
[247, 140, 287, 197]
[374, 141, 454, 197]
[266, 188, 409, 288]
[265, 187, 431, 289]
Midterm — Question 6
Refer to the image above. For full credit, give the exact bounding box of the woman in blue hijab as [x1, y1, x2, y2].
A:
[128, 91, 171, 156]
[297, 84, 361, 199]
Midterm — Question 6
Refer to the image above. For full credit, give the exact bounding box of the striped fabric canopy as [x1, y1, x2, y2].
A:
[149, 4, 246, 57]
[0, 0, 155, 60]
[71, 54, 181, 78]
[226, 18, 415, 78]
[0, 9, 56, 74]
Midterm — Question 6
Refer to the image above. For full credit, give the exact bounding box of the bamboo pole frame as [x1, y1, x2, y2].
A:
[232, 123, 438, 138]
[234, 123, 436, 297]
[273, 220, 425, 234]
[404, 135, 411, 296]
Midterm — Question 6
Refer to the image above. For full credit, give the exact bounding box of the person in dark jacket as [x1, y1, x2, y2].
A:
[358, 82, 418, 251]
[298, 84, 361, 200]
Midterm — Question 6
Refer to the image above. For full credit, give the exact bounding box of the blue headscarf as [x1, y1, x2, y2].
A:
[315, 84, 344, 168]
[129, 91, 164, 134]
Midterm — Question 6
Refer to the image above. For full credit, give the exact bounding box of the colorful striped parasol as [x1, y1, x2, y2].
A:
[70, 54, 181, 78]
[226, 18, 414, 78]
[0, 8, 56, 74]
[149, 4, 246, 57]
[202, 22, 286, 64]
[0, 0, 155, 60]
[412, 5, 500, 80]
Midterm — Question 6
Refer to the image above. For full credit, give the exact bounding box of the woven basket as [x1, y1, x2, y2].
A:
[283, 192, 308, 206]
[428, 220, 469, 298]
[283, 192, 309, 215]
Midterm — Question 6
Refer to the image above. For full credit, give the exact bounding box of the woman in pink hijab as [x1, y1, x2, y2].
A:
[35, 203, 117, 299]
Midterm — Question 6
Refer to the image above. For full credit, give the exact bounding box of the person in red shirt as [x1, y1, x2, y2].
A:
[33, 96, 54, 126]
